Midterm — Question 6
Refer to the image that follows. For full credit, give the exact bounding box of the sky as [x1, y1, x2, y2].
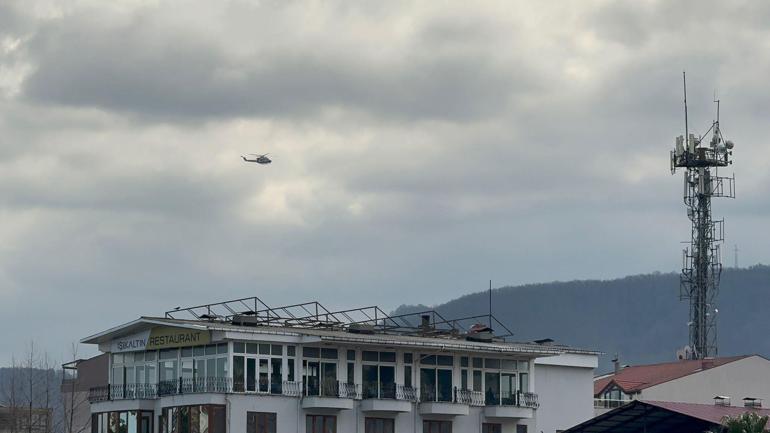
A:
[2, 0, 770, 365]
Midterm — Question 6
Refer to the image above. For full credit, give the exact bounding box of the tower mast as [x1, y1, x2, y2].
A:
[670, 73, 736, 360]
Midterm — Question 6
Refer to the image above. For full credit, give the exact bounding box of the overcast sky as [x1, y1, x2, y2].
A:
[2, 0, 770, 364]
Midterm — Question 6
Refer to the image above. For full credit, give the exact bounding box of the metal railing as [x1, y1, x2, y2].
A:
[456, 388, 485, 406]
[593, 398, 629, 409]
[397, 385, 418, 402]
[484, 391, 539, 409]
[89, 378, 305, 402]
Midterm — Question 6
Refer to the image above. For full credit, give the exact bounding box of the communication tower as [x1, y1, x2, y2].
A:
[670, 73, 736, 360]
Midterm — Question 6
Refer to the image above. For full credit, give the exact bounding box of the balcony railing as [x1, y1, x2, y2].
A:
[484, 391, 539, 409]
[303, 379, 360, 399]
[455, 388, 485, 407]
[88, 378, 304, 402]
[594, 398, 629, 409]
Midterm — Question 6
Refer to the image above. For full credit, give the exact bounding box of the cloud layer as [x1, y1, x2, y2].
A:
[2, 0, 770, 363]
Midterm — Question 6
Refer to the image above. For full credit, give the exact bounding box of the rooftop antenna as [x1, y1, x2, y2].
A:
[488, 280, 492, 328]
[670, 73, 736, 360]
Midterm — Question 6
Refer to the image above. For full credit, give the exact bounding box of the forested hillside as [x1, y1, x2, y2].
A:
[394, 265, 770, 373]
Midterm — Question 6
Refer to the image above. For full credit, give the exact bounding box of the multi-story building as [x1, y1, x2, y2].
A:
[81, 297, 599, 433]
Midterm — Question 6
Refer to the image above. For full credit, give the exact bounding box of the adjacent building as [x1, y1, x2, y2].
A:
[80, 297, 599, 433]
[61, 354, 109, 433]
[593, 355, 770, 414]
[0, 404, 52, 433]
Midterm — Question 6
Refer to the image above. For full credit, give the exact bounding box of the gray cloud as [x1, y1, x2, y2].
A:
[2, 0, 770, 364]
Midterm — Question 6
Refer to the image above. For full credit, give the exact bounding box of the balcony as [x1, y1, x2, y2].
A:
[301, 380, 357, 411]
[360, 385, 416, 413]
[88, 378, 303, 403]
[483, 391, 538, 419]
[418, 387, 483, 416]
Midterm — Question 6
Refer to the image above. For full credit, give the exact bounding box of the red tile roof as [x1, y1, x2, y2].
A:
[594, 355, 750, 395]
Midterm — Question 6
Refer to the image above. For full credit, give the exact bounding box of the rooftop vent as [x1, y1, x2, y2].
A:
[420, 315, 432, 330]
[743, 398, 762, 408]
[714, 395, 731, 406]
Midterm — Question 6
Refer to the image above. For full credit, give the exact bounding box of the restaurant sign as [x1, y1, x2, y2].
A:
[111, 326, 210, 353]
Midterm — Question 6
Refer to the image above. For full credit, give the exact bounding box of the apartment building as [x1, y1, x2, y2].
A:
[81, 297, 598, 433]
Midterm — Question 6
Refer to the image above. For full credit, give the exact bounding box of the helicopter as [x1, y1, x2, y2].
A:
[241, 153, 272, 165]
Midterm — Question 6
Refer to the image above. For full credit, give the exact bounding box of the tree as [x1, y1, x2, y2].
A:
[710, 412, 769, 433]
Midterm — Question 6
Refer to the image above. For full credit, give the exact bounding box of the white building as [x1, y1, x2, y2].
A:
[593, 355, 770, 415]
[81, 297, 598, 433]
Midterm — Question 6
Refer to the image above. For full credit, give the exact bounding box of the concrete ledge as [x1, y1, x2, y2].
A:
[301, 396, 355, 411]
[360, 399, 412, 413]
[419, 402, 469, 416]
[483, 405, 534, 419]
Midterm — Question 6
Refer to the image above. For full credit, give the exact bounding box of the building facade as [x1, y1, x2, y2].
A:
[81, 298, 598, 433]
[593, 355, 770, 415]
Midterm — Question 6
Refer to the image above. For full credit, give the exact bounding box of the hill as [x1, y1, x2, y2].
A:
[393, 265, 770, 373]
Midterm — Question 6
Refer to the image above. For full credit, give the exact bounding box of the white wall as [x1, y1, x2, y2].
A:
[641, 356, 770, 405]
[535, 364, 595, 433]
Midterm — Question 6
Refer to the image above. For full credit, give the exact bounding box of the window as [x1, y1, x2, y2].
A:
[247, 412, 276, 433]
[482, 424, 501, 433]
[92, 411, 152, 433]
[419, 355, 453, 402]
[159, 405, 225, 433]
[422, 420, 451, 433]
[233, 343, 284, 394]
[365, 418, 394, 433]
[361, 351, 396, 399]
[516, 425, 528, 433]
[306, 415, 336, 433]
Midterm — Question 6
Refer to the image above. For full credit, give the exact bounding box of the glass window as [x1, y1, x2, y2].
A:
[380, 352, 396, 363]
[365, 418, 394, 433]
[404, 366, 412, 388]
[501, 360, 517, 371]
[362, 351, 379, 362]
[403, 353, 413, 364]
[461, 370, 468, 390]
[205, 345, 217, 356]
[485, 372, 500, 405]
[518, 361, 529, 371]
[113, 353, 125, 364]
[321, 348, 338, 360]
[135, 352, 145, 362]
[246, 344, 258, 355]
[247, 359, 257, 392]
[483, 424, 502, 433]
[303, 347, 320, 358]
[217, 358, 227, 379]
[347, 350, 356, 361]
[347, 362, 355, 385]
[259, 344, 270, 355]
[306, 415, 336, 433]
[181, 348, 193, 358]
[423, 420, 452, 433]
[287, 346, 296, 357]
[233, 343, 245, 354]
[472, 358, 483, 368]
[473, 370, 482, 392]
[217, 344, 228, 354]
[194, 346, 206, 357]
[484, 359, 500, 369]
[159, 349, 178, 360]
[420, 355, 436, 365]
[233, 356, 245, 392]
[271, 345, 282, 356]
[519, 373, 529, 393]
[460, 357, 469, 367]
[247, 412, 276, 433]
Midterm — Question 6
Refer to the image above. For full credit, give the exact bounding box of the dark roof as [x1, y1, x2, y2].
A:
[564, 400, 770, 433]
[594, 356, 750, 395]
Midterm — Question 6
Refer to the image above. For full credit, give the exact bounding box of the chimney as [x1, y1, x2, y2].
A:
[420, 314, 432, 330]
[612, 354, 620, 375]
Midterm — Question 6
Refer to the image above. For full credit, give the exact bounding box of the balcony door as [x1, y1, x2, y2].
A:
[305, 361, 337, 396]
